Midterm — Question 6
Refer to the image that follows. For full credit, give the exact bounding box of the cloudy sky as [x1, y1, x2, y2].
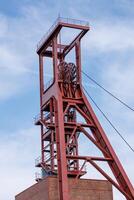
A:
[0, 0, 134, 199]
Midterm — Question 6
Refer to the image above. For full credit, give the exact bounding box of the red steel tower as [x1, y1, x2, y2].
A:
[35, 17, 134, 200]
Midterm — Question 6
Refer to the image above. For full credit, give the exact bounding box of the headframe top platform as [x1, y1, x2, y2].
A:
[37, 17, 89, 54]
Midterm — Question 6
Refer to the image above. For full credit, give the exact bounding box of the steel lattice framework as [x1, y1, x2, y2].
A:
[35, 17, 134, 200]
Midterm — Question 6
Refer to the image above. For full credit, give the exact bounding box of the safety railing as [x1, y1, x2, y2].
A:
[33, 113, 40, 123]
[35, 153, 51, 166]
[35, 172, 42, 181]
[35, 155, 87, 174]
[58, 17, 89, 26]
[37, 17, 89, 51]
[35, 156, 42, 166]
[33, 112, 50, 124]
[37, 17, 59, 51]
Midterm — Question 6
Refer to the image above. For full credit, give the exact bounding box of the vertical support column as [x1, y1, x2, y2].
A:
[75, 132, 79, 170]
[39, 55, 44, 105]
[50, 130, 55, 171]
[52, 36, 58, 83]
[39, 55, 44, 163]
[52, 36, 69, 200]
[54, 98, 69, 200]
[50, 98, 55, 171]
[75, 41, 81, 83]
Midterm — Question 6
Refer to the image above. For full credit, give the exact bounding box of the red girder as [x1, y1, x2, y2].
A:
[36, 17, 134, 200]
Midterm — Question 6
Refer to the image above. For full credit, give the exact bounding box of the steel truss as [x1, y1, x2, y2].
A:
[35, 17, 134, 200]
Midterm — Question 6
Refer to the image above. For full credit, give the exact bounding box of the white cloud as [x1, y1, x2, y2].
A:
[0, 4, 51, 101]
[84, 20, 134, 53]
[100, 59, 134, 103]
[0, 126, 40, 200]
[0, 14, 8, 37]
[114, 0, 134, 12]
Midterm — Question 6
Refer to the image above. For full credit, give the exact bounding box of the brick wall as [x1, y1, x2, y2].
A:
[15, 176, 113, 200]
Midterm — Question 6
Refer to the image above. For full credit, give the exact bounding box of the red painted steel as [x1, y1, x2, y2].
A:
[35, 17, 134, 200]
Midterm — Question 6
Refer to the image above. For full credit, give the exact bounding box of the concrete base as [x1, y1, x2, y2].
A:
[15, 176, 113, 200]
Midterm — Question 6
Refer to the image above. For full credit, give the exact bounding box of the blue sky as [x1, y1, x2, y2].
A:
[0, 0, 134, 200]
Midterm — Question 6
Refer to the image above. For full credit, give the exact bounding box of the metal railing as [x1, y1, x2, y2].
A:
[59, 17, 89, 26]
[35, 155, 87, 174]
[35, 172, 42, 180]
[37, 17, 89, 51]
[35, 156, 42, 166]
[33, 113, 40, 123]
[33, 112, 50, 124]
[37, 17, 59, 51]
[35, 153, 51, 166]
